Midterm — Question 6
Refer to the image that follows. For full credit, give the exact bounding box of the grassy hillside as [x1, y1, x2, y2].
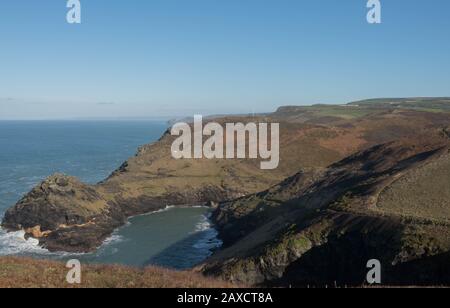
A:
[274, 97, 450, 123]
[0, 257, 236, 288]
[202, 136, 450, 286]
[349, 97, 450, 113]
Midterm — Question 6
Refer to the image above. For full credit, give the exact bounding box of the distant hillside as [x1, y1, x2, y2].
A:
[349, 97, 450, 112]
[274, 97, 450, 123]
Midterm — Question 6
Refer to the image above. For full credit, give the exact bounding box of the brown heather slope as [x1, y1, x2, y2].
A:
[200, 134, 450, 286]
[2, 98, 450, 255]
[0, 257, 236, 288]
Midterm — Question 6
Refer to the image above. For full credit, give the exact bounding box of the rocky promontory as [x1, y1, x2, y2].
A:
[2, 174, 127, 252]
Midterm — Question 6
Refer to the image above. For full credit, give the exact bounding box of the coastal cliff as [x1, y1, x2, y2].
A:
[2, 98, 450, 286]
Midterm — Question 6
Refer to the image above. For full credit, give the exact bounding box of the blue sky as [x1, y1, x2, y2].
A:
[0, 0, 449, 119]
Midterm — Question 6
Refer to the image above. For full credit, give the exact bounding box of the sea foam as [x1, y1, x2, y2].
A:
[0, 228, 50, 256]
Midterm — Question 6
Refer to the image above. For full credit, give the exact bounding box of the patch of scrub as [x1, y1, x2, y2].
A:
[377, 155, 450, 222]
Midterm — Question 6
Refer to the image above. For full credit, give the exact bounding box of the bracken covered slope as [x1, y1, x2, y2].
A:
[200, 134, 450, 286]
[0, 257, 236, 288]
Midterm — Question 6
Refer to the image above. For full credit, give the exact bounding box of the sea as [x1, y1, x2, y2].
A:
[0, 120, 221, 269]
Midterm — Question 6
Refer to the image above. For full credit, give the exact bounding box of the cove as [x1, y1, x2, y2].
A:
[76, 206, 222, 268]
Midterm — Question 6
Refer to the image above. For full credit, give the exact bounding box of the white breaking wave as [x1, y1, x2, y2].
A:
[128, 205, 176, 220]
[194, 215, 212, 233]
[100, 234, 125, 247]
[0, 227, 125, 258]
[0, 228, 50, 256]
[152, 205, 176, 214]
[192, 214, 223, 252]
[93, 234, 126, 257]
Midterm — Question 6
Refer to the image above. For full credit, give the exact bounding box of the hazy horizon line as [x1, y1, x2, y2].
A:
[2, 96, 450, 121]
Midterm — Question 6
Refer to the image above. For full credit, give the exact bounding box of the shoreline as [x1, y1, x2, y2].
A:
[0, 205, 222, 270]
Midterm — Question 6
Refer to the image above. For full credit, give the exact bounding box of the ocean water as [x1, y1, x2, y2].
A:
[0, 121, 221, 269]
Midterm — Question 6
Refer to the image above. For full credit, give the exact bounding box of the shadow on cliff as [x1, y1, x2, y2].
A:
[269, 236, 450, 288]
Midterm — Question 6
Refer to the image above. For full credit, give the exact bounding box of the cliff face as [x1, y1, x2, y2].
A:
[200, 137, 450, 286]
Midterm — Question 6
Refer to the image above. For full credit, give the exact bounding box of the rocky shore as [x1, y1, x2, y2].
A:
[1, 173, 236, 253]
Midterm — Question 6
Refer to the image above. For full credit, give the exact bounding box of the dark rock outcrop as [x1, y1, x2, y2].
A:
[2, 174, 127, 252]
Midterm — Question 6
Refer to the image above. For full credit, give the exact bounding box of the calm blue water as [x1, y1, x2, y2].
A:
[0, 121, 221, 269]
